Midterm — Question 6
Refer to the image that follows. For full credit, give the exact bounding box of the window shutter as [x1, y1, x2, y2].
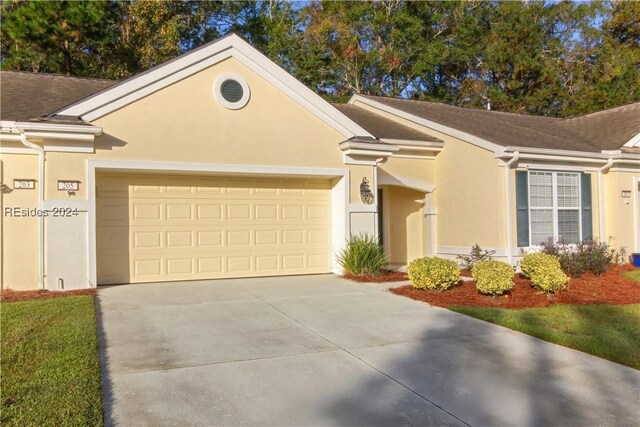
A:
[516, 171, 530, 247]
[581, 173, 593, 241]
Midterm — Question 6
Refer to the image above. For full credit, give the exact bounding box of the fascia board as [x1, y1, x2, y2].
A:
[13, 121, 102, 135]
[623, 132, 640, 148]
[502, 146, 638, 166]
[339, 140, 399, 153]
[57, 37, 236, 117]
[56, 34, 373, 139]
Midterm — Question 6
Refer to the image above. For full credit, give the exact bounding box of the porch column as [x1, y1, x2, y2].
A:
[423, 192, 436, 256]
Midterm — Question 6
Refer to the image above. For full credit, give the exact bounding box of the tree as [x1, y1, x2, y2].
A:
[1, 0, 118, 76]
[560, 0, 640, 116]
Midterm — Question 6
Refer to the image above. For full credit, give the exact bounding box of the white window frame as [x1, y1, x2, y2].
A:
[528, 171, 582, 246]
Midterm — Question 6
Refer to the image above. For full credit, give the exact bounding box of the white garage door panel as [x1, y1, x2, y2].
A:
[96, 174, 332, 284]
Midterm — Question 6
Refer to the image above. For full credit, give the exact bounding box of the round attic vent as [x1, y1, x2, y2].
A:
[214, 73, 250, 110]
[221, 80, 243, 103]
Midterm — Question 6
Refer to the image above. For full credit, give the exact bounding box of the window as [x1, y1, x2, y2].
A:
[528, 171, 581, 245]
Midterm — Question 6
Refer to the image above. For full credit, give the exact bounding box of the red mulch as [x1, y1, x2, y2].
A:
[0, 289, 97, 303]
[390, 264, 640, 309]
[460, 269, 473, 278]
[343, 271, 409, 283]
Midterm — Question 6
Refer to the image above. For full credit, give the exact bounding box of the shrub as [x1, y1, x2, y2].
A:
[530, 268, 569, 294]
[520, 252, 568, 294]
[540, 238, 627, 277]
[408, 257, 460, 291]
[472, 260, 514, 295]
[520, 253, 561, 279]
[337, 234, 387, 276]
[456, 244, 496, 271]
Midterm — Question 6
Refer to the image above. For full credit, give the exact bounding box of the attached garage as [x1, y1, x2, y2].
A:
[96, 172, 333, 284]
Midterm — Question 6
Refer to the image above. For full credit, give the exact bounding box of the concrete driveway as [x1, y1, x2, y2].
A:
[98, 275, 639, 426]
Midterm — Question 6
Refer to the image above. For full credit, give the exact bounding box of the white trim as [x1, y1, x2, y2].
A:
[597, 159, 614, 241]
[502, 147, 640, 163]
[0, 146, 37, 155]
[86, 159, 350, 285]
[633, 176, 640, 252]
[525, 164, 590, 172]
[350, 94, 503, 153]
[0, 120, 102, 135]
[348, 203, 377, 213]
[527, 170, 582, 245]
[623, 132, 640, 148]
[503, 146, 610, 159]
[332, 176, 349, 274]
[339, 140, 398, 152]
[504, 152, 520, 265]
[339, 140, 398, 165]
[377, 171, 435, 193]
[213, 72, 250, 110]
[0, 138, 94, 154]
[57, 34, 373, 139]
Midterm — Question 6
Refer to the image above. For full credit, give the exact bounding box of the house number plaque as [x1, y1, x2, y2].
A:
[58, 180, 80, 191]
[13, 179, 35, 189]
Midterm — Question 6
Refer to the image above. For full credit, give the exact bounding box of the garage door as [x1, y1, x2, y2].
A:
[96, 173, 332, 284]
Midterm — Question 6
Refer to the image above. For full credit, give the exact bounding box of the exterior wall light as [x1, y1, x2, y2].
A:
[360, 177, 374, 204]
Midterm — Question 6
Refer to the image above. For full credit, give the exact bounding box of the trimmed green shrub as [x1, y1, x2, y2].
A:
[540, 238, 627, 277]
[520, 253, 561, 279]
[408, 257, 460, 291]
[530, 268, 569, 294]
[472, 260, 514, 295]
[520, 252, 568, 294]
[337, 234, 387, 276]
[456, 244, 496, 271]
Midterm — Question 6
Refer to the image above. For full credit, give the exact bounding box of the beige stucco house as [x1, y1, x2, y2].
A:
[1, 34, 639, 291]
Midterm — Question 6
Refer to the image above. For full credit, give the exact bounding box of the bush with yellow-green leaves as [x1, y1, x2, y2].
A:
[520, 252, 568, 294]
[520, 253, 561, 278]
[472, 260, 514, 295]
[408, 257, 460, 291]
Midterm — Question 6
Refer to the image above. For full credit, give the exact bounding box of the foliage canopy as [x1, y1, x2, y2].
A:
[1, 0, 638, 116]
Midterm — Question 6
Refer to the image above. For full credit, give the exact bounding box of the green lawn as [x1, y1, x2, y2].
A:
[1, 296, 104, 426]
[623, 268, 640, 283]
[450, 304, 640, 369]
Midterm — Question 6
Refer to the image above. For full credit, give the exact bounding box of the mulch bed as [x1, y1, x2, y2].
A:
[343, 271, 409, 283]
[390, 264, 640, 309]
[0, 289, 97, 303]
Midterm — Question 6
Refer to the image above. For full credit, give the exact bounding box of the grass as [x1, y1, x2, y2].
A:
[1, 296, 104, 426]
[623, 269, 640, 283]
[450, 304, 640, 369]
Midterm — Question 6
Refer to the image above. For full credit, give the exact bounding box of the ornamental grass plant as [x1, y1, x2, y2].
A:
[337, 234, 387, 276]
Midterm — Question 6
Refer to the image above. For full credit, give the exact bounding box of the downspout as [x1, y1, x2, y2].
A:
[504, 151, 520, 266]
[19, 133, 45, 290]
[597, 158, 614, 243]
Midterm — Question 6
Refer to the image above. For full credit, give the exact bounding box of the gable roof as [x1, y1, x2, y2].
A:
[54, 33, 373, 139]
[556, 103, 640, 151]
[332, 103, 441, 142]
[0, 71, 115, 122]
[353, 95, 640, 153]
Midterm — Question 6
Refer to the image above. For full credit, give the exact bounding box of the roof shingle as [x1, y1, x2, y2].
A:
[0, 71, 115, 122]
[332, 103, 441, 142]
[358, 95, 640, 152]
